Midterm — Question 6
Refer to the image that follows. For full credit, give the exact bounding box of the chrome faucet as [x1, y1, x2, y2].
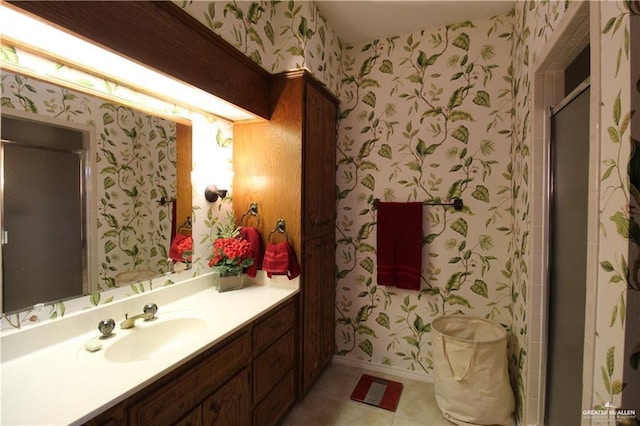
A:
[120, 303, 158, 329]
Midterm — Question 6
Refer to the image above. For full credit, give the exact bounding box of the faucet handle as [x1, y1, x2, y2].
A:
[143, 303, 158, 320]
[98, 318, 116, 339]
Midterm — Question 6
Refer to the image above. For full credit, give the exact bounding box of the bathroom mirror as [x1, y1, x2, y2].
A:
[0, 69, 192, 314]
[0, 1, 260, 320]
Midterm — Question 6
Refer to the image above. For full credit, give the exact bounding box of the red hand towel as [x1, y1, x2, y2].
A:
[262, 241, 300, 280]
[240, 226, 262, 278]
[376, 201, 423, 290]
[169, 233, 189, 262]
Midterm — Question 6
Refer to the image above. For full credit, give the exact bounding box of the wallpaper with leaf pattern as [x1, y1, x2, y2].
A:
[335, 11, 513, 378]
[624, 1, 640, 409]
[593, 1, 638, 412]
[175, 0, 343, 95]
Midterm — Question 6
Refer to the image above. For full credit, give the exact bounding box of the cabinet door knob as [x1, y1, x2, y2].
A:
[209, 402, 221, 419]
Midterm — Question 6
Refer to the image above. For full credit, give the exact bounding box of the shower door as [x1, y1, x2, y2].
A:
[1, 116, 86, 313]
[545, 82, 590, 425]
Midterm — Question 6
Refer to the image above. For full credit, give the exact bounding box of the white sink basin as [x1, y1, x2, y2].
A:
[104, 317, 210, 363]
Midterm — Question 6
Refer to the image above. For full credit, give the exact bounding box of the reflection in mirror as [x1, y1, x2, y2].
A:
[0, 70, 191, 314]
[1, 113, 89, 312]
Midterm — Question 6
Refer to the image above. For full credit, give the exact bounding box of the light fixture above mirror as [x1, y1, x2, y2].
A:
[0, 4, 256, 122]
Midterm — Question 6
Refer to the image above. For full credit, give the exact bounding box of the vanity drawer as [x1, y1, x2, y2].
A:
[253, 369, 296, 426]
[252, 300, 295, 354]
[128, 331, 250, 425]
[252, 329, 295, 402]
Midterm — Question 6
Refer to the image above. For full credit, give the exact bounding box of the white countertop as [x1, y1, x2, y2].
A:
[0, 273, 298, 425]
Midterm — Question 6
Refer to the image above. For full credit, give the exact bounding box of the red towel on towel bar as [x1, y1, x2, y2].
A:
[240, 227, 262, 278]
[376, 201, 423, 290]
[169, 233, 190, 263]
[262, 241, 300, 280]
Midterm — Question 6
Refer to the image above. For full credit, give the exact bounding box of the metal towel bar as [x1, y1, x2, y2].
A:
[372, 197, 463, 211]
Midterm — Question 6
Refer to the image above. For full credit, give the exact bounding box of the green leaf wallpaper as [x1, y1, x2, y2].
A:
[334, 8, 514, 398]
[175, 0, 343, 95]
[592, 1, 638, 412]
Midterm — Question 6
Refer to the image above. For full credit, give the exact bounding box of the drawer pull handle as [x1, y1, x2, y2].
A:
[270, 320, 282, 329]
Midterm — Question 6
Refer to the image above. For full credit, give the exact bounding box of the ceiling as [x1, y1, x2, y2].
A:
[314, 1, 514, 45]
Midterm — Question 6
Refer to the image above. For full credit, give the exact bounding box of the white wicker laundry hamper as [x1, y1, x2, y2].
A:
[431, 315, 515, 426]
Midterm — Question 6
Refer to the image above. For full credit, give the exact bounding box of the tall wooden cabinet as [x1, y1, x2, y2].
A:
[233, 70, 337, 395]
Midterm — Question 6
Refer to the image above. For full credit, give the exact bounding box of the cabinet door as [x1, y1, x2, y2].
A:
[301, 234, 335, 393]
[253, 370, 297, 426]
[303, 82, 337, 239]
[202, 369, 251, 426]
[128, 332, 250, 425]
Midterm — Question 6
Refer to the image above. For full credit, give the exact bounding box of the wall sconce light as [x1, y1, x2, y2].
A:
[204, 185, 228, 202]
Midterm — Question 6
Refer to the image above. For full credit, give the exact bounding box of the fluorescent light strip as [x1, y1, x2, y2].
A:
[0, 5, 256, 122]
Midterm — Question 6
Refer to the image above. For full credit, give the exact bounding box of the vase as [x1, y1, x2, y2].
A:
[213, 266, 244, 293]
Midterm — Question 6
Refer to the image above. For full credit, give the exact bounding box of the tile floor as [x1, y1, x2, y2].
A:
[282, 362, 456, 426]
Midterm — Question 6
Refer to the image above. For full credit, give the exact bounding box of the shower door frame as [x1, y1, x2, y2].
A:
[545, 79, 591, 425]
[527, 1, 597, 424]
[0, 109, 98, 312]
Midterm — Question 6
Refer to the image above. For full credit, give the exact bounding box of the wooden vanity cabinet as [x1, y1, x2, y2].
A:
[233, 70, 338, 397]
[84, 298, 299, 426]
[84, 328, 251, 426]
[126, 330, 251, 425]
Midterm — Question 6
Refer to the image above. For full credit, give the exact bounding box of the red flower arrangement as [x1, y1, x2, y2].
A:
[208, 237, 253, 270]
[176, 236, 193, 263]
[208, 212, 254, 274]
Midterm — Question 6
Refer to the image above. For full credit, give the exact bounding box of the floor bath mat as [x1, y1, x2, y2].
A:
[350, 374, 404, 411]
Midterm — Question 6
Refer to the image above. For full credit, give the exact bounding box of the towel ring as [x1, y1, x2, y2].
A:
[268, 218, 288, 243]
[177, 216, 192, 236]
[240, 202, 260, 227]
